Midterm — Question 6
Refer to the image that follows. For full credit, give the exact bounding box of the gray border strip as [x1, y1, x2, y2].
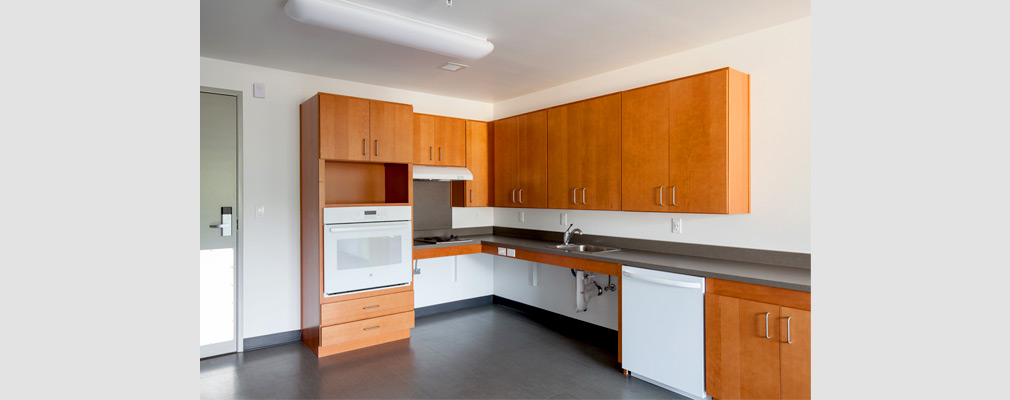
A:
[415, 295, 493, 318]
[493, 227, 811, 269]
[243, 330, 302, 351]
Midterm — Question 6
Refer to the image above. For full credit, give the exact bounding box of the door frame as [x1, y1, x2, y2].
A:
[200, 86, 245, 355]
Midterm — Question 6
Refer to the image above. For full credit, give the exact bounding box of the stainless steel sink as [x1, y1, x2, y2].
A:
[548, 244, 620, 253]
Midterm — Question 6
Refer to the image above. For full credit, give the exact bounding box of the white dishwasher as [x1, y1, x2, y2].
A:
[621, 266, 708, 400]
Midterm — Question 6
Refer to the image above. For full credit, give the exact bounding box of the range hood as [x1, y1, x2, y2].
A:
[412, 165, 473, 181]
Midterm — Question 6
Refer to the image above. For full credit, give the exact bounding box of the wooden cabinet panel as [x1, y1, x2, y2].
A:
[779, 307, 811, 400]
[581, 94, 622, 210]
[435, 116, 466, 167]
[706, 294, 782, 400]
[493, 117, 519, 207]
[464, 121, 489, 206]
[547, 103, 581, 209]
[369, 101, 413, 163]
[319, 310, 415, 347]
[321, 291, 414, 326]
[621, 83, 670, 212]
[669, 68, 749, 214]
[548, 94, 621, 210]
[518, 110, 548, 208]
[319, 94, 370, 161]
[413, 114, 434, 164]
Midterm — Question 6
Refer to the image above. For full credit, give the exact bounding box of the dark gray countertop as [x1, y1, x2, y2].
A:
[414, 234, 811, 292]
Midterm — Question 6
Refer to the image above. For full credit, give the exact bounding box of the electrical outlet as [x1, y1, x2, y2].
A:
[256, 206, 265, 218]
[519, 211, 525, 223]
[506, 248, 516, 257]
[560, 213, 568, 226]
[497, 247, 507, 256]
[671, 217, 683, 233]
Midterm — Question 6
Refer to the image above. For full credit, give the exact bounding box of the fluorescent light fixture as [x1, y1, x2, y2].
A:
[439, 62, 468, 72]
[284, 0, 495, 61]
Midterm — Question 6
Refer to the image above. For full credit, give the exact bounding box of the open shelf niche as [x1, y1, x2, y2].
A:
[321, 161, 412, 207]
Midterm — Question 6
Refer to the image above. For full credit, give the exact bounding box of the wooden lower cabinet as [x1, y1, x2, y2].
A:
[705, 279, 811, 400]
[779, 307, 811, 399]
[706, 295, 783, 399]
[307, 287, 415, 358]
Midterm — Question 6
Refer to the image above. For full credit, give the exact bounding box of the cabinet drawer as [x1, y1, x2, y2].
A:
[321, 291, 414, 326]
[320, 311, 415, 347]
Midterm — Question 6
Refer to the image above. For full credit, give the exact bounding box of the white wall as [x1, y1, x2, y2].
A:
[200, 58, 493, 338]
[413, 254, 494, 308]
[493, 257, 618, 330]
[493, 18, 811, 253]
[451, 207, 494, 228]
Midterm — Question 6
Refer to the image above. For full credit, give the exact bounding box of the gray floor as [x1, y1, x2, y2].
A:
[200, 304, 688, 399]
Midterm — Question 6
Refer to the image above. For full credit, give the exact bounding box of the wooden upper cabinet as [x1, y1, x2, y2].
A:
[318, 94, 370, 161]
[435, 116, 466, 167]
[779, 307, 811, 400]
[493, 117, 519, 207]
[621, 83, 670, 212]
[413, 114, 466, 166]
[452, 121, 490, 207]
[669, 68, 750, 214]
[517, 110, 548, 208]
[413, 114, 434, 164]
[548, 94, 621, 210]
[368, 101, 413, 163]
[706, 294, 782, 400]
[579, 94, 622, 210]
[547, 102, 579, 209]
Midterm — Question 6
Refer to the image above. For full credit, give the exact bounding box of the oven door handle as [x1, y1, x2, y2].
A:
[327, 222, 410, 233]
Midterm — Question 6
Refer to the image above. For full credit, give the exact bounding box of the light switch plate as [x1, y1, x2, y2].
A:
[256, 205, 265, 218]
[560, 213, 568, 226]
[497, 247, 507, 256]
[253, 83, 265, 98]
[506, 248, 516, 257]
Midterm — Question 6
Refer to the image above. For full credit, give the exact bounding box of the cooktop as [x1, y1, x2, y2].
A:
[415, 235, 472, 244]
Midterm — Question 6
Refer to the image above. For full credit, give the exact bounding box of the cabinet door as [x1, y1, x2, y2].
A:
[435, 116, 466, 167]
[621, 84, 669, 212]
[493, 117, 519, 207]
[517, 110, 548, 208]
[464, 121, 489, 206]
[580, 93, 622, 210]
[779, 307, 811, 400]
[319, 94, 370, 161]
[413, 114, 435, 165]
[369, 101, 413, 163]
[669, 70, 725, 212]
[547, 102, 583, 209]
[705, 294, 782, 400]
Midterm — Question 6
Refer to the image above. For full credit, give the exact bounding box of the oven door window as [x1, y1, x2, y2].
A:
[323, 221, 413, 296]
[335, 235, 402, 270]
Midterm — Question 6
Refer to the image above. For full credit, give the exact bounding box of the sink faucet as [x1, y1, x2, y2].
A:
[563, 224, 583, 245]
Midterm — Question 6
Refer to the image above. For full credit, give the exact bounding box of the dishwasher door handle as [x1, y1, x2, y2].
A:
[622, 270, 702, 289]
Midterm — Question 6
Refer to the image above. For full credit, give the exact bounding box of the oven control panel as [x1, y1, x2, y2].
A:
[323, 206, 412, 224]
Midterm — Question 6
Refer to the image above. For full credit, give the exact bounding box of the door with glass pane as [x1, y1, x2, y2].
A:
[200, 89, 240, 358]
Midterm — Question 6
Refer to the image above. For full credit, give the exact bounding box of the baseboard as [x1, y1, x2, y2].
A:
[243, 329, 302, 351]
[492, 295, 618, 350]
[414, 295, 493, 318]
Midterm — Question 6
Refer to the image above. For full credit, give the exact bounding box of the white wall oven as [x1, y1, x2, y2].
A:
[323, 206, 412, 297]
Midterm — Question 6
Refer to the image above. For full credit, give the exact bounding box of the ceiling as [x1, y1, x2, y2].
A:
[201, 0, 809, 103]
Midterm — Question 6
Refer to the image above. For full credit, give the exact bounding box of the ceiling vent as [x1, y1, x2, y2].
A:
[439, 62, 468, 72]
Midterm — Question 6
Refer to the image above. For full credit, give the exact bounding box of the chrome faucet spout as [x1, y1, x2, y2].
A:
[563, 225, 583, 245]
